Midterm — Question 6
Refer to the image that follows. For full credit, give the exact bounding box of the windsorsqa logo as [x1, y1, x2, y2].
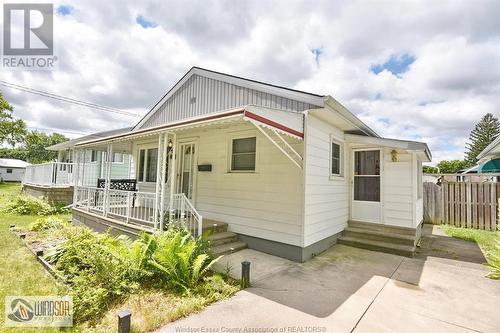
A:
[2, 3, 58, 70]
[5, 296, 73, 327]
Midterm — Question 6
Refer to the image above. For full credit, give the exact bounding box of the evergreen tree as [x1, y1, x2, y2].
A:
[465, 113, 500, 164]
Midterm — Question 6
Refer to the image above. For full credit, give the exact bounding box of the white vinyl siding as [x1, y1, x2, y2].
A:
[134, 122, 304, 246]
[382, 148, 414, 228]
[140, 74, 320, 129]
[303, 115, 349, 247]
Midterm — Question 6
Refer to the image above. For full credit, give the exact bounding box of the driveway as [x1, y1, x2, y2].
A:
[157, 225, 500, 333]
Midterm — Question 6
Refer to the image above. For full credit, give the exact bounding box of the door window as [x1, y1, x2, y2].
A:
[354, 150, 380, 202]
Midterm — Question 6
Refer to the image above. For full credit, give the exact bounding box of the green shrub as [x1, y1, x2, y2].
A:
[29, 216, 68, 231]
[145, 228, 222, 292]
[45, 227, 224, 323]
[2, 195, 68, 215]
[47, 228, 139, 322]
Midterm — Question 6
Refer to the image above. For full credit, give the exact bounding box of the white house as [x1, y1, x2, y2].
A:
[70, 67, 431, 261]
[0, 158, 30, 182]
[22, 128, 133, 205]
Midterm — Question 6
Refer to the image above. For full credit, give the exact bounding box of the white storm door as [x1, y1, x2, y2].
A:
[176, 142, 197, 201]
[351, 149, 382, 223]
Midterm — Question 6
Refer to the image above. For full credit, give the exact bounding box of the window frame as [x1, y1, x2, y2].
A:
[90, 150, 99, 163]
[6, 168, 13, 174]
[137, 144, 159, 183]
[228, 133, 258, 173]
[112, 152, 124, 164]
[330, 135, 344, 179]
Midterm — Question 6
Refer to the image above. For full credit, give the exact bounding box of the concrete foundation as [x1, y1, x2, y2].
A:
[22, 184, 74, 205]
[238, 232, 342, 262]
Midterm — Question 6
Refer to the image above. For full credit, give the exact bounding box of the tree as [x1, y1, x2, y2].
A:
[423, 165, 438, 173]
[24, 131, 68, 163]
[0, 92, 26, 146]
[465, 113, 500, 164]
[436, 160, 471, 173]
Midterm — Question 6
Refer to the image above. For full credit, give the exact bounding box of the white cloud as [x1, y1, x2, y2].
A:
[1, 0, 499, 162]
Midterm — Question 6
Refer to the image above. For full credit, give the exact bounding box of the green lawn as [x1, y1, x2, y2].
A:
[0, 182, 70, 333]
[441, 224, 500, 264]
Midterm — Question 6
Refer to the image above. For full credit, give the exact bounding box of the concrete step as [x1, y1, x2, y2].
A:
[348, 220, 416, 236]
[344, 227, 416, 246]
[202, 219, 228, 234]
[207, 232, 238, 246]
[338, 236, 416, 257]
[212, 241, 247, 256]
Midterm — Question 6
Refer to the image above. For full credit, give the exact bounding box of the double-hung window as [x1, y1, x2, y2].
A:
[230, 137, 256, 172]
[138, 148, 158, 182]
[331, 137, 343, 177]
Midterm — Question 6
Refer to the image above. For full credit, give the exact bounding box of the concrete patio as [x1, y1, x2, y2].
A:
[157, 225, 500, 333]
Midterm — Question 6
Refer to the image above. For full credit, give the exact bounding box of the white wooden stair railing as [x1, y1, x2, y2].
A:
[167, 193, 203, 237]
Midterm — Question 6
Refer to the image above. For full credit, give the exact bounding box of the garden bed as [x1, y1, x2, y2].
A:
[1, 183, 239, 333]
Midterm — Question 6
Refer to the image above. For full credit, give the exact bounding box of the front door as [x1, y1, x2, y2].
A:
[351, 149, 382, 223]
[176, 141, 197, 201]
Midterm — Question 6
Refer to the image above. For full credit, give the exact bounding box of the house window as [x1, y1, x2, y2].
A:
[6, 169, 12, 174]
[90, 150, 98, 162]
[231, 137, 256, 171]
[113, 153, 123, 163]
[138, 149, 145, 182]
[138, 148, 158, 182]
[331, 138, 343, 177]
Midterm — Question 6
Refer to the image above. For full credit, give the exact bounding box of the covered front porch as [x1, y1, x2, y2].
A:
[71, 106, 305, 241]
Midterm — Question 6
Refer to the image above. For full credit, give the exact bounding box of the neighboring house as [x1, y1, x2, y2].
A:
[22, 128, 133, 205]
[70, 67, 431, 260]
[477, 137, 500, 174]
[0, 158, 30, 182]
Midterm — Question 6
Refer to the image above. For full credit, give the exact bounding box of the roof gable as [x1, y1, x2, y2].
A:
[134, 67, 325, 130]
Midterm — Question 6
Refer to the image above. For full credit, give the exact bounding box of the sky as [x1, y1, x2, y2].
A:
[2, 0, 500, 164]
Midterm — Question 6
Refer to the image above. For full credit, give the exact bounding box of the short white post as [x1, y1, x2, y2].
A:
[126, 191, 131, 223]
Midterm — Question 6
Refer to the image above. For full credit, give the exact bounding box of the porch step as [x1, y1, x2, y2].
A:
[338, 236, 416, 257]
[348, 220, 416, 236]
[212, 241, 247, 256]
[207, 232, 238, 246]
[344, 227, 416, 246]
[202, 219, 228, 234]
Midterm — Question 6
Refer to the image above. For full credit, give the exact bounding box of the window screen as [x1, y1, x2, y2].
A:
[231, 137, 256, 171]
[331, 141, 341, 175]
[146, 148, 158, 182]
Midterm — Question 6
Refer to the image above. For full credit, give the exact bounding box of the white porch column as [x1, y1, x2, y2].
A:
[169, 133, 177, 221]
[103, 143, 113, 217]
[72, 148, 81, 205]
[159, 132, 169, 231]
[153, 134, 165, 229]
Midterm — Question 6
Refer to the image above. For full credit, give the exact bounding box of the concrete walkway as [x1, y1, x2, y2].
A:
[157, 225, 500, 333]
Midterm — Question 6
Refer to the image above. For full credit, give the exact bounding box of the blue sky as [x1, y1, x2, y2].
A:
[370, 54, 416, 76]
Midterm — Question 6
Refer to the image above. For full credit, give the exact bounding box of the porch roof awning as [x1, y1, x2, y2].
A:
[345, 134, 432, 162]
[479, 158, 500, 173]
[75, 106, 304, 148]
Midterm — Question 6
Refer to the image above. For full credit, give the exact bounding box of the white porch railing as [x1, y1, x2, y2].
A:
[74, 186, 203, 236]
[23, 162, 74, 187]
[168, 193, 203, 237]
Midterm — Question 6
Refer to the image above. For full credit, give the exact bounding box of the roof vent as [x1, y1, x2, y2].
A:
[190, 97, 196, 104]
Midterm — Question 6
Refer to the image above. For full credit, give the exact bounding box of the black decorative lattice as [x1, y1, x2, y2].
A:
[97, 179, 137, 191]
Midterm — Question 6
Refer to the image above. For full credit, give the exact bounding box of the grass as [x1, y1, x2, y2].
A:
[0, 182, 70, 333]
[441, 224, 500, 264]
[0, 183, 238, 332]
